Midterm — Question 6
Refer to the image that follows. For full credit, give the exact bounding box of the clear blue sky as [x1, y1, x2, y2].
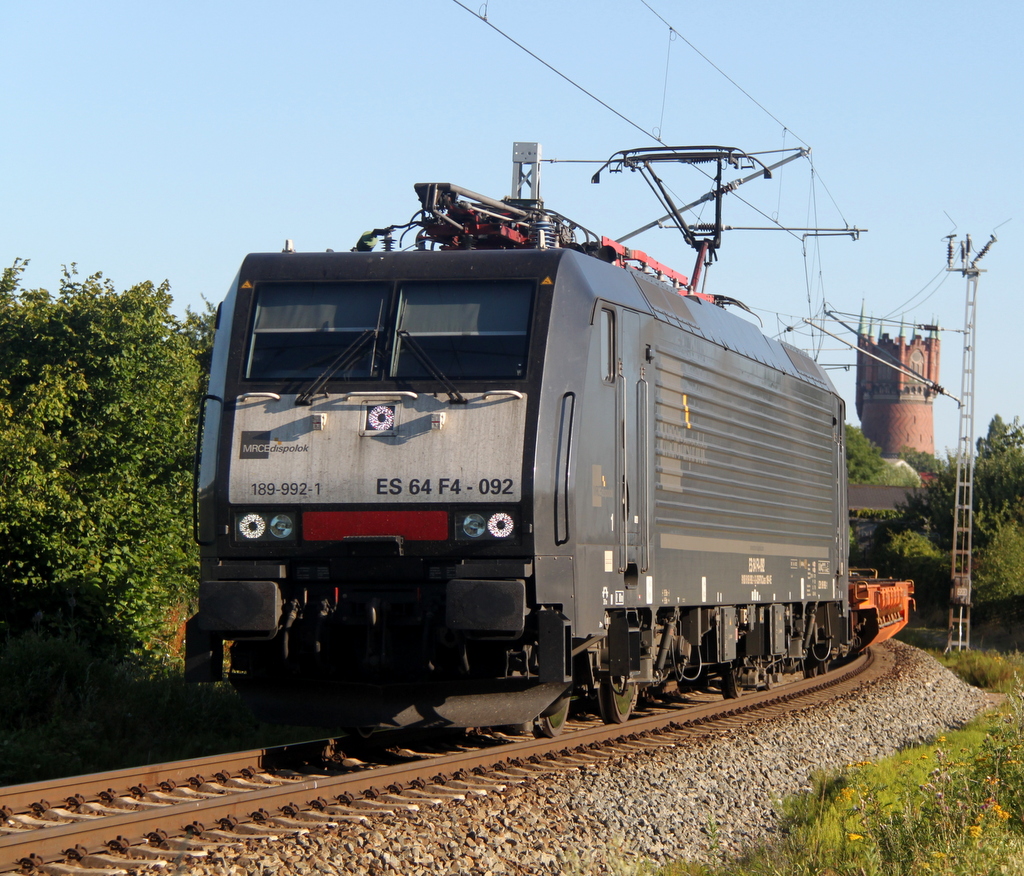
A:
[3, 0, 1020, 455]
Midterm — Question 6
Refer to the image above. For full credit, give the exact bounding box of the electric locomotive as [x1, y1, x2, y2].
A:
[187, 150, 875, 733]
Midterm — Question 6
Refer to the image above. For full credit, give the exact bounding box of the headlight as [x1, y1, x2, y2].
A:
[487, 512, 514, 538]
[455, 509, 519, 541]
[235, 510, 297, 542]
[269, 513, 294, 539]
[239, 513, 266, 539]
[462, 513, 487, 538]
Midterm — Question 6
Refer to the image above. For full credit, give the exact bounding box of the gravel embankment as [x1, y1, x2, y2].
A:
[181, 641, 992, 876]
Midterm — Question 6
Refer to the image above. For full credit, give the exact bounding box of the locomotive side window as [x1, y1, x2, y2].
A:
[600, 308, 615, 383]
[246, 283, 389, 379]
[391, 281, 532, 379]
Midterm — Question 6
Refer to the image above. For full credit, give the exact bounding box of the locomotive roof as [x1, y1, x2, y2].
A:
[235, 247, 835, 394]
[564, 248, 835, 393]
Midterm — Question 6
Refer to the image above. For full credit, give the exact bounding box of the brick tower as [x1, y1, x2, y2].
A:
[855, 312, 940, 457]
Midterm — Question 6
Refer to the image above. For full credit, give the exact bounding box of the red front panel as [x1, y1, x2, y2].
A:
[304, 510, 448, 542]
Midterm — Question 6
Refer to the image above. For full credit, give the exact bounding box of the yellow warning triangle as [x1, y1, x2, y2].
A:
[241, 280, 253, 289]
[541, 276, 554, 285]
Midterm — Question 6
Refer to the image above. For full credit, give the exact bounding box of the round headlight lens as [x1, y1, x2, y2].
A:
[367, 404, 395, 431]
[239, 513, 266, 539]
[487, 512, 514, 538]
[269, 513, 294, 539]
[462, 513, 487, 538]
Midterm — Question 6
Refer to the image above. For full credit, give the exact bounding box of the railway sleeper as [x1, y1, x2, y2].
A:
[36, 864, 131, 876]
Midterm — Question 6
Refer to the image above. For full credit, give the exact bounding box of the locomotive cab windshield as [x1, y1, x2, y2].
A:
[391, 280, 532, 379]
[246, 278, 534, 386]
[247, 282, 388, 380]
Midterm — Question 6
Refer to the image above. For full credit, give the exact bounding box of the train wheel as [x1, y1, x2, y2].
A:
[534, 693, 571, 738]
[598, 678, 636, 724]
[803, 656, 827, 678]
[721, 664, 741, 699]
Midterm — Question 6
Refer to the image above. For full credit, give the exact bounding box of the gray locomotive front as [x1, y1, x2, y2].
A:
[187, 246, 850, 729]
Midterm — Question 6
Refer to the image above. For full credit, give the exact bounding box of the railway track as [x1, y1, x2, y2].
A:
[0, 648, 885, 874]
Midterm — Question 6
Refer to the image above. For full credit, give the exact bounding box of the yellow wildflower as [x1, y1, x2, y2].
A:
[847, 833, 864, 841]
[969, 825, 983, 839]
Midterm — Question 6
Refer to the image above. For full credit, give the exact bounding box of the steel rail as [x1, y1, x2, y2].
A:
[0, 648, 881, 873]
[0, 745, 323, 815]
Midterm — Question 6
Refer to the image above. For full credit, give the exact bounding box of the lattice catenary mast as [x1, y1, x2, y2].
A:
[945, 233, 996, 652]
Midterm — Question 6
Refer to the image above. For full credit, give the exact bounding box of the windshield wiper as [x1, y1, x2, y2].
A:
[295, 329, 378, 406]
[396, 331, 467, 404]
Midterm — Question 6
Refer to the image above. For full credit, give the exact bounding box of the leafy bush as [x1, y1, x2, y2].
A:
[0, 633, 324, 785]
[0, 261, 207, 655]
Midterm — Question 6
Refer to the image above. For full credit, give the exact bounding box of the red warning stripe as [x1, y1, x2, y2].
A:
[304, 510, 448, 541]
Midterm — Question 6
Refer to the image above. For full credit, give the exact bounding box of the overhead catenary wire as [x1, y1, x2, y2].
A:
[640, 0, 855, 236]
[453, 0, 862, 371]
[449, 0, 663, 145]
[638, 0, 810, 150]
[453, 0, 854, 254]
[804, 161, 826, 357]
[880, 267, 950, 320]
[655, 26, 676, 139]
[806, 317, 958, 405]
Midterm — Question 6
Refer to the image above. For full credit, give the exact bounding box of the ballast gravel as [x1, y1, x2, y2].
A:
[180, 641, 992, 875]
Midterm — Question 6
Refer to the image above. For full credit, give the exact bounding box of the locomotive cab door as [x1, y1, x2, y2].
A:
[617, 309, 650, 587]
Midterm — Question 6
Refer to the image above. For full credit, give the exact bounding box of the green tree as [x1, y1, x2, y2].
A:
[977, 414, 1024, 460]
[905, 415, 1024, 551]
[972, 519, 1024, 627]
[0, 261, 205, 655]
[846, 424, 920, 486]
[897, 414, 1024, 623]
[899, 445, 939, 476]
[871, 527, 949, 615]
[846, 425, 888, 483]
[181, 298, 218, 376]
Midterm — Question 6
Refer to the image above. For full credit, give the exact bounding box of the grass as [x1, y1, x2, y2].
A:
[656, 647, 1024, 876]
[932, 648, 1024, 695]
[0, 632, 334, 786]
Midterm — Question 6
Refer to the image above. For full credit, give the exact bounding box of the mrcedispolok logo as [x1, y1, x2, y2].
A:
[239, 431, 309, 460]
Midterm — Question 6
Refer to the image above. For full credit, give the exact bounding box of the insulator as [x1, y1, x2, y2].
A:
[973, 235, 995, 263]
[530, 219, 555, 249]
[382, 233, 395, 252]
[946, 237, 955, 268]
